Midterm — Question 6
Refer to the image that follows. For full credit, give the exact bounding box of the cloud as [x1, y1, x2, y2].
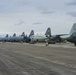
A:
[37, 6, 55, 15]
[41, 11, 54, 15]
[0, 0, 30, 13]
[32, 22, 42, 25]
[0, 0, 75, 34]
[15, 0, 29, 6]
[15, 20, 25, 26]
[67, 11, 76, 17]
[66, 0, 76, 5]
[0, 0, 68, 14]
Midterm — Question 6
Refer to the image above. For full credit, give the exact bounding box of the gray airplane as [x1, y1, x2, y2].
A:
[0, 34, 11, 42]
[0, 33, 26, 42]
[30, 28, 51, 43]
[0, 30, 34, 43]
[48, 23, 76, 46]
[9, 32, 26, 42]
[60, 23, 76, 46]
[25, 30, 34, 43]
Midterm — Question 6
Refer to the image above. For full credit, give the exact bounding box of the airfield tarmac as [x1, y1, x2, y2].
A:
[0, 42, 76, 75]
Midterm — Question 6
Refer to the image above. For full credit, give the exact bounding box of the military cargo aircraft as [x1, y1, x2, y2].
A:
[0, 30, 34, 43]
[30, 28, 51, 43]
[25, 30, 34, 43]
[0, 34, 12, 42]
[0, 32, 26, 42]
[48, 23, 76, 46]
[60, 23, 76, 46]
[9, 32, 26, 42]
[9, 30, 34, 43]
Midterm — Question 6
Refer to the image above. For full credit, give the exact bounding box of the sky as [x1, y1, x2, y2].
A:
[0, 0, 76, 35]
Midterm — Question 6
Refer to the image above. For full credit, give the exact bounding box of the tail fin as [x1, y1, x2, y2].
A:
[45, 27, 51, 37]
[70, 23, 76, 35]
[21, 32, 25, 37]
[29, 30, 34, 37]
[6, 34, 8, 37]
[13, 33, 16, 37]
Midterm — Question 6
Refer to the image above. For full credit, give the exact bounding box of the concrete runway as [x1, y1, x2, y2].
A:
[0, 42, 76, 75]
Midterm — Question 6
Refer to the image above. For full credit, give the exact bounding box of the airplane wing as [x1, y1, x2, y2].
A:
[55, 34, 68, 36]
[48, 34, 68, 43]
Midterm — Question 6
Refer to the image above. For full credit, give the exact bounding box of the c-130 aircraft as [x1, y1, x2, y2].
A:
[0, 30, 34, 43]
[60, 23, 76, 46]
[47, 23, 76, 46]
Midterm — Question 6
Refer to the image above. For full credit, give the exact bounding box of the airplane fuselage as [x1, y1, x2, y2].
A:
[67, 32, 76, 44]
[30, 35, 47, 43]
[9, 36, 26, 42]
[61, 32, 76, 45]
